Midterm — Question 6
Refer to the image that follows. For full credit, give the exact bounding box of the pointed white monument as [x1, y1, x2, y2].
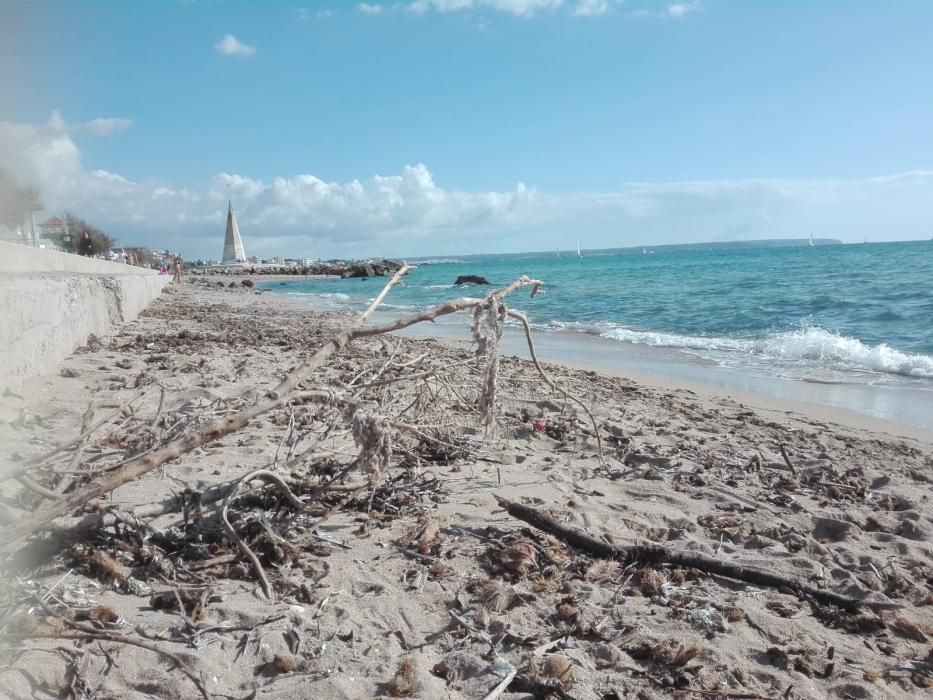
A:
[222, 200, 247, 263]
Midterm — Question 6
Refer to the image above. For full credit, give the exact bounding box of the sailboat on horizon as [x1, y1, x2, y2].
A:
[809, 233, 815, 247]
[576, 241, 582, 258]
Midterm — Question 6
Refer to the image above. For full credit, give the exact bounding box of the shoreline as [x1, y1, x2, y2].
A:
[258, 289, 933, 442]
[389, 321, 933, 444]
[254, 272, 933, 436]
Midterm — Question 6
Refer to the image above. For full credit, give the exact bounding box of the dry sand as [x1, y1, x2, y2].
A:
[1, 280, 931, 699]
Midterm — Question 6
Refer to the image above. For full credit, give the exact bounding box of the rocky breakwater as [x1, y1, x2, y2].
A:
[195, 259, 405, 279]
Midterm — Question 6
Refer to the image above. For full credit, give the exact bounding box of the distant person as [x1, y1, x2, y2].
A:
[78, 231, 94, 257]
[172, 255, 182, 283]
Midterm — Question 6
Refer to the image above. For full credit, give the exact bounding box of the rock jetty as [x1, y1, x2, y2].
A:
[191, 259, 405, 279]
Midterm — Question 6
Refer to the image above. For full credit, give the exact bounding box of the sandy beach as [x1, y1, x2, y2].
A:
[1, 279, 931, 699]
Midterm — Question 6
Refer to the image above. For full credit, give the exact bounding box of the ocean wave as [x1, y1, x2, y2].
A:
[551, 322, 933, 379]
[379, 302, 420, 311]
[424, 284, 455, 289]
[282, 291, 349, 301]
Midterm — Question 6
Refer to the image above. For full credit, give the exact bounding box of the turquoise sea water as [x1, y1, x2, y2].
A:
[261, 241, 933, 393]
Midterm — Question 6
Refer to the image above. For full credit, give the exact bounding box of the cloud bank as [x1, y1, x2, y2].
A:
[2, 114, 931, 259]
[359, 0, 624, 17]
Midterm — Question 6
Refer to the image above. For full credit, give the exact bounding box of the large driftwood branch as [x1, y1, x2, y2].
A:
[494, 495, 884, 613]
[0, 274, 543, 551]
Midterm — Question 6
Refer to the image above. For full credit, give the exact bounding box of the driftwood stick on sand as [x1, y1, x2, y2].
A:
[219, 469, 305, 599]
[57, 403, 97, 496]
[0, 274, 543, 550]
[493, 495, 878, 613]
[481, 666, 519, 700]
[779, 443, 798, 475]
[507, 309, 605, 461]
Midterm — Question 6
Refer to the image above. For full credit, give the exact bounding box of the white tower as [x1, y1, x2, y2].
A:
[222, 200, 247, 263]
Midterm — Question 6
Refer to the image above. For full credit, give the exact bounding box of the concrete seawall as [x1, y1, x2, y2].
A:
[0, 242, 171, 393]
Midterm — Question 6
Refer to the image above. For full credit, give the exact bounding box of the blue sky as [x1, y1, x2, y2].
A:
[2, 0, 933, 259]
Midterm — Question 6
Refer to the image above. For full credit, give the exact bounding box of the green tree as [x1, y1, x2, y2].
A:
[63, 212, 116, 255]
[0, 169, 42, 229]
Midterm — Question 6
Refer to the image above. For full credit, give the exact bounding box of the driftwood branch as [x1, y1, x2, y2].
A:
[494, 495, 881, 613]
[219, 469, 305, 599]
[358, 263, 413, 324]
[507, 309, 604, 461]
[57, 403, 97, 496]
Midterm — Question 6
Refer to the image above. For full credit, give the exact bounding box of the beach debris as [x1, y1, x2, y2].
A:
[387, 657, 420, 697]
[473, 298, 506, 432]
[350, 407, 393, 482]
[472, 579, 517, 613]
[397, 517, 444, 555]
[495, 541, 539, 576]
[527, 653, 574, 691]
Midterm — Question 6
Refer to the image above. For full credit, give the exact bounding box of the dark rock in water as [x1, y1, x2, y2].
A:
[455, 275, 490, 285]
[241, 279, 254, 288]
[343, 260, 402, 278]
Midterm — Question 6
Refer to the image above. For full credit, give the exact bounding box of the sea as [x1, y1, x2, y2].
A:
[259, 240, 933, 430]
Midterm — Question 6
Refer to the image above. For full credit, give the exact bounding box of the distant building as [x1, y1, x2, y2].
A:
[221, 201, 247, 263]
[35, 215, 66, 249]
[38, 216, 65, 237]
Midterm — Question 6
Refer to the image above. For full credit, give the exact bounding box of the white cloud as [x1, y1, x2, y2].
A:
[214, 34, 256, 57]
[666, 1, 700, 18]
[41, 111, 133, 138]
[83, 118, 134, 137]
[47, 110, 67, 131]
[294, 7, 333, 21]
[411, 0, 563, 16]
[363, 0, 621, 17]
[634, 1, 701, 19]
[2, 113, 932, 259]
[573, 0, 611, 16]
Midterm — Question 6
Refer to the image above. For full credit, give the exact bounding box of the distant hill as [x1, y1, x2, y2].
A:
[623, 238, 843, 253]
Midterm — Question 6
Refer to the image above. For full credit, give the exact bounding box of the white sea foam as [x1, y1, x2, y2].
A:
[424, 284, 455, 289]
[552, 322, 933, 379]
[283, 292, 350, 301]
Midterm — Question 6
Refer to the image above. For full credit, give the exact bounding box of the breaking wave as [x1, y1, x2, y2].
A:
[551, 322, 933, 379]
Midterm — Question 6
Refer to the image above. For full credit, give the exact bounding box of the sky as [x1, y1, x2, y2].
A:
[1, 0, 933, 260]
